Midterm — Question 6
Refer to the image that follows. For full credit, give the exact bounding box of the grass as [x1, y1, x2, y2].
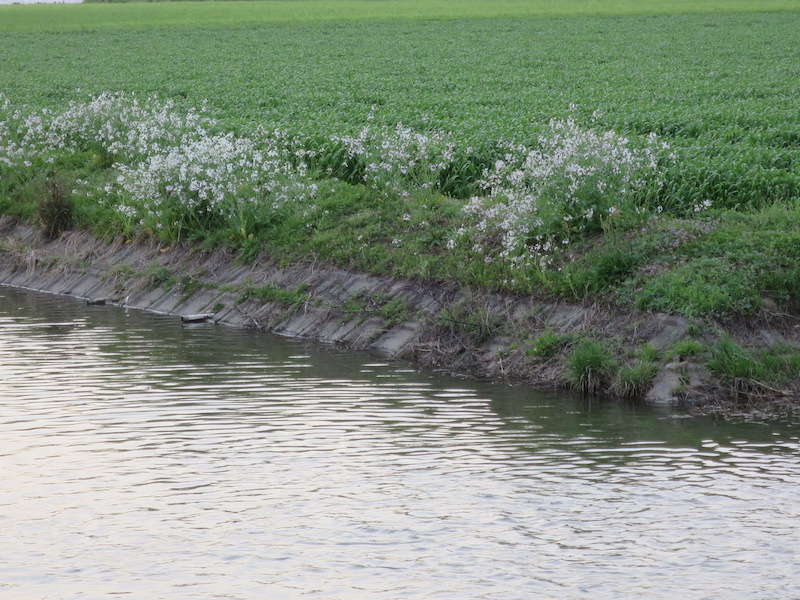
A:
[553, 205, 800, 318]
[2, 0, 798, 33]
[1, 0, 800, 326]
[614, 359, 659, 398]
[708, 336, 800, 389]
[36, 174, 74, 239]
[525, 330, 575, 359]
[237, 283, 310, 307]
[567, 339, 615, 395]
[436, 299, 503, 345]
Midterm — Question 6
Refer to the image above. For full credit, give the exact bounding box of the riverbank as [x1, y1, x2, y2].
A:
[3, 215, 798, 412]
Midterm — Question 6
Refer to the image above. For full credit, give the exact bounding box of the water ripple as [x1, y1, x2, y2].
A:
[1, 287, 799, 599]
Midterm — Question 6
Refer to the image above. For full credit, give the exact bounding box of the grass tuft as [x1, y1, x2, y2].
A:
[567, 339, 615, 395]
[614, 359, 659, 398]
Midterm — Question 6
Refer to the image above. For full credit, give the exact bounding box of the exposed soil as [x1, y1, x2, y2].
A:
[2, 215, 798, 415]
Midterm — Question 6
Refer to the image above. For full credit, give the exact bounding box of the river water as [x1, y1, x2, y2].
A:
[1, 286, 798, 599]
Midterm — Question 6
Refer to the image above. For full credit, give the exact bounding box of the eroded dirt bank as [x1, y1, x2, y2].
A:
[2, 216, 797, 409]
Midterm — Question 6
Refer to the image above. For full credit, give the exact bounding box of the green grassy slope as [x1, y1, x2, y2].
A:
[1, 0, 799, 325]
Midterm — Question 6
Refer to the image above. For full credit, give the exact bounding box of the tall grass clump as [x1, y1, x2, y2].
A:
[706, 335, 800, 389]
[37, 173, 73, 239]
[613, 359, 659, 399]
[567, 339, 615, 395]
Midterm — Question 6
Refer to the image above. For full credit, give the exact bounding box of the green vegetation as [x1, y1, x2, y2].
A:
[37, 174, 74, 239]
[1, 0, 800, 385]
[614, 359, 659, 398]
[237, 283, 310, 307]
[436, 299, 503, 345]
[146, 266, 174, 290]
[525, 330, 575, 359]
[567, 339, 616, 395]
[379, 297, 413, 328]
[671, 339, 704, 358]
[553, 206, 800, 318]
[2, 0, 796, 33]
[708, 336, 800, 390]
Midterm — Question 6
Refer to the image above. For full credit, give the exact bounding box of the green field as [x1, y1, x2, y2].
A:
[1, 0, 797, 32]
[2, 0, 800, 326]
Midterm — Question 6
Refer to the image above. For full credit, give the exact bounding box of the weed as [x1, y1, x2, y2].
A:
[379, 297, 413, 328]
[148, 266, 174, 290]
[632, 257, 762, 318]
[525, 329, 573, 359]
[567, 339, 615, 395]
[177, 274, 204, 302]
[237, 283, 309, 307]
[614, 359, 659, 398]
[685, 321, 704, 338]
[672, 339, 704, 357]
[341, 295, 368, 314]
[639, 344, 660, 363]
[37, 174, 73, 239]
[436, 300, 502, 345]
[706, 336, 800, 388]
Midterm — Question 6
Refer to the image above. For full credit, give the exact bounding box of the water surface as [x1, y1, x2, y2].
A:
[1, 286, 798, 599]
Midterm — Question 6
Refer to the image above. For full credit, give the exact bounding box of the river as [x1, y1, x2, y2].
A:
[1, 286, 798, 599]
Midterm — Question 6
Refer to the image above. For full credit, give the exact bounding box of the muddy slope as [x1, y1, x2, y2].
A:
[0, 216, 780, 405]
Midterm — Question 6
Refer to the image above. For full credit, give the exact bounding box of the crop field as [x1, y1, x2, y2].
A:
[2, 0, 800, 325]
[1, 0, 796, 32]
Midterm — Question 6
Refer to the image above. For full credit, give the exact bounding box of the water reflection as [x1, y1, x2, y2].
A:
[1, 287, 799, 599]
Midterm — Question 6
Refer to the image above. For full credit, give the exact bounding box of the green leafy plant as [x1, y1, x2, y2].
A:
[379, 297, 413, 328]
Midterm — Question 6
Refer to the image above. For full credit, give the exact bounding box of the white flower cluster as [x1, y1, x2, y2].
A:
[0, 93, 318, 240]
[0, 92, 53, 168]
[460, 117, 669, 270]
[337, 123, 455, 194]
[0, 92, 214, 167]
[51, 91, 214, 158]
[111, 130, 317, 235]
[1, 93, 672, 260]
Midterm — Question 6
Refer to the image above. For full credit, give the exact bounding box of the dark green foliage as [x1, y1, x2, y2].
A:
[567, 339, 615, 395]
[707, 336, 800, 385]
[632, 257, 762, 319]
[37, 175, 73, 239]
[614, 359, 659, 399]
[379, 297, 413, 328]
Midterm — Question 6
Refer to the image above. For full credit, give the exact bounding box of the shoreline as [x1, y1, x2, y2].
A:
[2, 215, 798, 412]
